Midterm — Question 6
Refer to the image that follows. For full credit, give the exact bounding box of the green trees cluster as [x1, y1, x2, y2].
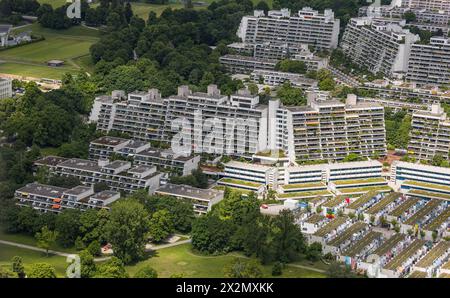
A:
[385, 108, 411, 149]
[276, 82, 306, 106]
[2, 189, 195, 265]
[191, 188, 308, 265]
[89, 1, 257, 97]
[170, 168, 208, 189]
[275, 59, 307, 74]
[1, 81, 91, 148]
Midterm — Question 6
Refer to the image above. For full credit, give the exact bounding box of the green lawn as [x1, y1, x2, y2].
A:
[38, 0, 68, 8]
[0, 62, 76, 79]
[0, 23, 99, 79]
[0, 243, 69, 277]
[126, 243, 326, 278]
[0, 226, 77, 254]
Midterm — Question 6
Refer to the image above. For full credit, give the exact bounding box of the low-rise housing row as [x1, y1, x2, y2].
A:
[15, 182, 120, 213]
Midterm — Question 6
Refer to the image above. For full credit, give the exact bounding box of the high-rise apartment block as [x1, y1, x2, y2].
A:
[237, 8, 340, 50]
[90, 87, 387, 163]
[406, 37, 450, 86]
[269, 95, 387, 162]
[408, 102, 450, 162]
[340, 17, 420, 77]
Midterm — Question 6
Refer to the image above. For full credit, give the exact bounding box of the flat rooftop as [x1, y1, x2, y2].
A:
[91, 136, 129, 146]
[102, 160, 130, 170]
[63, 185, 92, 196]
[16, 183, 67, 198]
[91, 190, 120, 201]
[156, 184, 221, 201]
[34, 156, 69, 167]
[57, 158, 101, 172]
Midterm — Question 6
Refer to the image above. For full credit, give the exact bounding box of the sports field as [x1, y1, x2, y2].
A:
[0, 23, 100, 79]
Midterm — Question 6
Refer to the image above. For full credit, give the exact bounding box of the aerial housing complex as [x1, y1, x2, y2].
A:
[237, 8, 340, 50]
[406, 37, 450, 86]
[340, 17, 419, 77]
[269, 94, 387, 162]
[408, 102, 450, 162]
[90, 87, 386, 163]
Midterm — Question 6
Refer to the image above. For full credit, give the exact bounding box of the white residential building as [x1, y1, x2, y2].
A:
[408, 102, 450, 162]
[34, 157, 163, 194]
[15, 183, 120, 213]
[340, 17, 420, 77]
[250, 70, 318, 89]
[406, 37, 450, 86]
[89, 136, 200, 176]
[237, 8, 340, 50]
[269, 95, 387, 162]
[155, 183, 223, 215]
[0, 78, 12, 99]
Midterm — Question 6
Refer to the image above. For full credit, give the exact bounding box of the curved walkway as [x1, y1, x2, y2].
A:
[0, 239, 109, 262]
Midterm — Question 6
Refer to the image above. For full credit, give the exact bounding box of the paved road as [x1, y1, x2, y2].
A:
[0, 239, 109, 262]
[145, 239, 192, 251]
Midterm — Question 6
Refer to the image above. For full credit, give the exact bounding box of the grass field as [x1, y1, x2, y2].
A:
[0, 226, 77, 254]
[125, 243, 326, 278]
[0, 23, 100, 79]
[38, 0, 68, 8]
[0, 243, 69, 277]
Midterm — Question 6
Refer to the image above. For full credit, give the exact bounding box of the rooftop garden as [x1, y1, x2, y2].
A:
[403, 180, 450, 193]
[276, 190, 332, 199]
[332, 177, 387, 186]
[282, 182, 326, 190]
[339, 185, 391, 195]
[407, 189, 450, 200]
[218, 178, 263, 188]
[254, 149, 286, 158]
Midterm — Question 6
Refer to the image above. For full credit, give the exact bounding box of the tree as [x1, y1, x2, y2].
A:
[55, 209, 81, 248]
[255, 1, 270, 13]
[276, 82, 306, 106]
[270, 210, 306, 263]
[326, 261, 355, 278]
[271, 262, 283, 276]
[79, 208, 110, 245]
[134, 266, 158, 278]
[148, 209, 174, 243]
[35, 226, 58, 257]
[306, 242, 322, 262]
[79, 250, 96, 278]
[27, 263, 57, 278]
[11, 256, 25, 278]
[87, 240, 102, 257]
[0, 267, 14, 278]
[104, 199, 150, 264]
[223, 258, 263, 278]
[432, 154, 445, 167]
[275, 59, 307, 74]
[191, 215, 234, 254]
[403, 11, 416, 23]
[94, 257, 129, 278]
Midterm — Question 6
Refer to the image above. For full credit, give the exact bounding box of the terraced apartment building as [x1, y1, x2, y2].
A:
[406, 37, 450, 86]
[236, 8, 340, 50]
[90, 86, 386, 163]
[340, 17, 419, 76]
[90, 85, 269, 157]
[270, 95, 387, 162]
[408, 103, 450, 162]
